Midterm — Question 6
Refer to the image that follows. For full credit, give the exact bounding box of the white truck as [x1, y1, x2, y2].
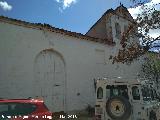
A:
[95, 78, 160, 120]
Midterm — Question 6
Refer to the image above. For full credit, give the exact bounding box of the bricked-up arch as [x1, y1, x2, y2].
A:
[34, 48, 66, 112]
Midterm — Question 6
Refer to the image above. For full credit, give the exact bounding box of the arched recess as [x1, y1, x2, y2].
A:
[34, 48, 66, 112]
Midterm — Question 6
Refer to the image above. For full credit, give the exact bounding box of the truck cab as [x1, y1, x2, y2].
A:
[95, 78, 160, 120]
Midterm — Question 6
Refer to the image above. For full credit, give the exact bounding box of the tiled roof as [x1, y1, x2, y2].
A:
[0, 16, 115, 46]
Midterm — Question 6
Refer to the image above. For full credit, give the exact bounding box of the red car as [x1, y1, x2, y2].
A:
[0, 98, 52, 120]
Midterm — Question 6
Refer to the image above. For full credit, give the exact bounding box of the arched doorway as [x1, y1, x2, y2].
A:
[34, 49, 66, 112]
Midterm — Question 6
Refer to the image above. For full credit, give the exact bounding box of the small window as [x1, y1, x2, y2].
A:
[97, 87, 103, 99]
[112, 88, 119, 96]
[132, 86, 140, 100]
[115, 23, 121, 39]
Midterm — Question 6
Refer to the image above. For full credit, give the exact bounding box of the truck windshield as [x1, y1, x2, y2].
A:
[106, 85, 129, 99]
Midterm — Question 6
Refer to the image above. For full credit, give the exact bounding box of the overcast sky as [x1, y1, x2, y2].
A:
[0, 0, 159, 35]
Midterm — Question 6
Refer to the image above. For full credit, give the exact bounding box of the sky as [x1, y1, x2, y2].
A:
[0, 0, 159, 35]
[128, 0, 160, 52]
[128, 0, 160, 38]
[0, 0, 138, 34]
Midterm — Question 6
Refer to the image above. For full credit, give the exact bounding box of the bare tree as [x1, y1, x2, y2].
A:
[112, 0, 160, 64]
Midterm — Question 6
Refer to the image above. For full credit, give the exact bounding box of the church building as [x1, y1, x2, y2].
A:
[0, 5, 144, 112]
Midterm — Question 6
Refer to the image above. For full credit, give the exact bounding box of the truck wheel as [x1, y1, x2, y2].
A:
[149, 110, 157, 120]
[106, 96, 131, 120]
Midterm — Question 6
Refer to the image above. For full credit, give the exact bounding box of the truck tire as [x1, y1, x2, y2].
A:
[106, 96, 131, 120]
[149, 110, 157, 120]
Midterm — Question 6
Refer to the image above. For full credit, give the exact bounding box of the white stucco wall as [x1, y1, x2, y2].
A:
[0, 20, 144, 112]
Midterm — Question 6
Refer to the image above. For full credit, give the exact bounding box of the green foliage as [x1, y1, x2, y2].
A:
[148, 52, 160, 68]
[142, 52, 160, 88]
